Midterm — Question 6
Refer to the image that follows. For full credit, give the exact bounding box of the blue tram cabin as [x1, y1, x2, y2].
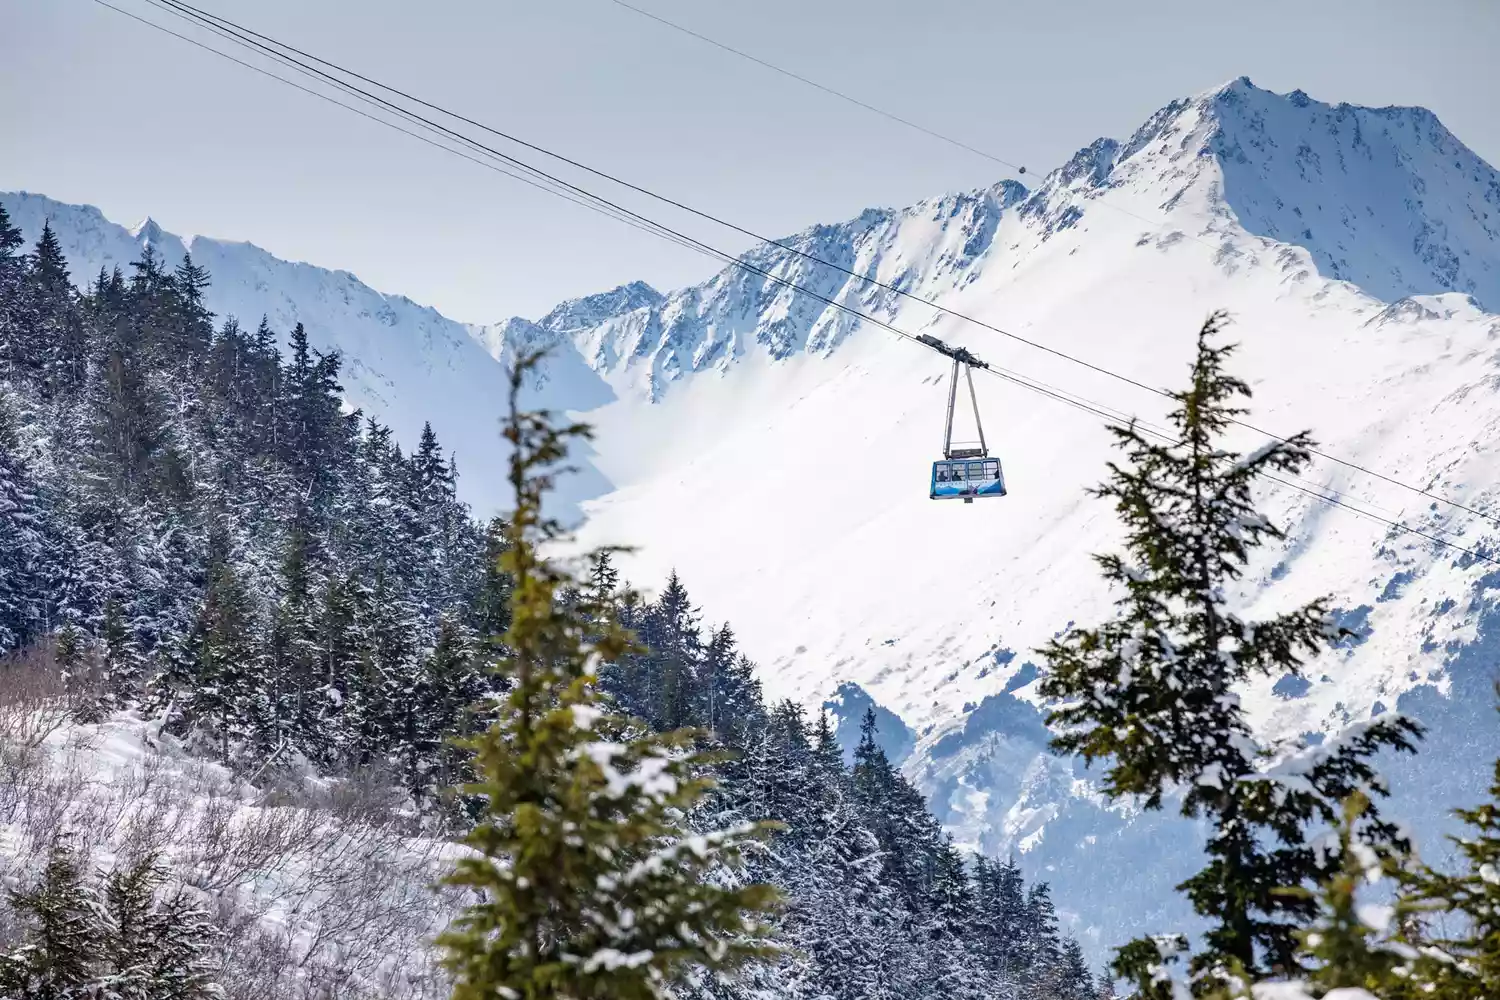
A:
[930, 457, 1005, 500]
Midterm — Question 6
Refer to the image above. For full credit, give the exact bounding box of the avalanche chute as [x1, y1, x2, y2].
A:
[919, 334, 1006, 503]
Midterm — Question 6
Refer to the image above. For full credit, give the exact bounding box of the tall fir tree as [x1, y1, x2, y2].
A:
[25, 221, 88, 396]
[99, 855, 223, 1000]
[436, 350, 780, 999]
[157, 553, 261, 761]
[1039, 313, 1422, 989]
[0, 201, 25, 379]
[1396, 691, 1500, 997]
[0, 843, 100, 999]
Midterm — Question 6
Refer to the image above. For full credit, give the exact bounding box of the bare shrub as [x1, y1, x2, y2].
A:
[15, 756, 89, 863]
[325, 763, 413, 831]
[0, 641, 72, 752]
[0, 703, 463, 1000]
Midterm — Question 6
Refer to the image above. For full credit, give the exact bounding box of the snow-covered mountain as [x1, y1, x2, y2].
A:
[537, 77, 1500, 943]
[0, 191, 616, 516]
[12, 75, 1500, 950]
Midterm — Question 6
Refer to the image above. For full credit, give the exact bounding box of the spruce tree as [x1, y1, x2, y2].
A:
[851, 707, 942, 912]
[1281, 792, 1416, 999]
[437, 350, 780, 999]
[768, 710, 914, 1000]
[0, 201, 24, 378]
[1396, 692, 1500, 997]
[920, 839, 985, 1000]
[1055, 938, 1098, 1000]
[0, 201, 23, 288]
[169, 253, 214, 357]
[265, 513, 327, 760]
[158, 556, 261, 761]
[1039, 313, 1422, 988]
[99, 855, 223, 1000]
[0, 419, 52, 652]
[0, 843, 101, 999]
[30, 221, 88, 396]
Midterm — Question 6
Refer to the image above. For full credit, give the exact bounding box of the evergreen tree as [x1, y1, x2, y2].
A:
[0, 415, 54, 651]
[99, 855, 223, 1000]
[87, 276, 168, 494]
[169, 252, 214, 357]
[1278, 792, 1416, 999]
[920, 839, 986, 1000]
[1055, 938, 1098, 1000]
[851, 707, 942, 911]
[1039, 313, 1422, 988]
[158, 555, 261, 761]
[699, 624, 765, 746]
[391, 614, 487, 806]
[972, 854, 1031, 988]
[21, 221, 88, 396]
[1023, 881, 1063, 982]
[0, 843, 100, 999]
[0, 201, 23, 290]
[0, 201, 25, 378]
[1398, 693, 1500, 997]
[264, 515, 325, 760]
[436, 350, 780, 999]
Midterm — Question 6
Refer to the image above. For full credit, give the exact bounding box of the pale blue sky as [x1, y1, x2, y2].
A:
[3, 0, 1497, 323]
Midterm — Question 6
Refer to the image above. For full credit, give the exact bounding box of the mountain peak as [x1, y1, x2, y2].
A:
[537, 280, 664, 335]
[1196, 81, 1500, 307]
[1017, 78, 1500, 308]
[130, 216, 165, 243]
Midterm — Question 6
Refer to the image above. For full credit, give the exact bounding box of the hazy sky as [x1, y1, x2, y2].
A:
[3, 0, 1498, 323]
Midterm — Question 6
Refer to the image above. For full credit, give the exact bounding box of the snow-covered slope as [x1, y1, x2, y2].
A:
[0, 192, 615, 515]
[528, 78, 1500, 944]
[13, 75, 1500, 950]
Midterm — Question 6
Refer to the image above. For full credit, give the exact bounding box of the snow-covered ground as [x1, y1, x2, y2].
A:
[0, 679, 459, 998]
[10, 75, 1500, 949]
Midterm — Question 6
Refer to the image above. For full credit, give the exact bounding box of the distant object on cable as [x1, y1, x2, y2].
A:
[918, 335, 1006, 503]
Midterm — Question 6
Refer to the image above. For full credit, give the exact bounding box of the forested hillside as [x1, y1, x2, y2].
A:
[0, 200, 1109, 998]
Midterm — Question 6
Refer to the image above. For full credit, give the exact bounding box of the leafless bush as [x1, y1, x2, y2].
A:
[0, 642, 72, 752]
[325, 764, 412, 831]
[0, 736, 51, 826]
[0, 705, 463, 1000]
[116, 779, 192, 862]
[14, 756, 89, 863]
[182, 787, 321, 894]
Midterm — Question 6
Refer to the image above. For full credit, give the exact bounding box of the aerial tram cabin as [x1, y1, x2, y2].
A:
[918, 334, 1006, 503]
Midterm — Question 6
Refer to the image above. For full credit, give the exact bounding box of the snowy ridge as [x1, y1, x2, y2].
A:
[483, 183, 1028, 401]
[0, 191, 615, 515]
[548, 78, 1500, 945]
[11, 76, 1500, 950]
[1028, 76, 1500, 309]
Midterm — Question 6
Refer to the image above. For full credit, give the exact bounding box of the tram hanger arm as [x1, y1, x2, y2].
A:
[915, 333, 989, 370]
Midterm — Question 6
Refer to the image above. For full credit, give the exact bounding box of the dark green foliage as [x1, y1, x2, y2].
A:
[0, 847, 221, 1000]
[0, 844, 97, 999]
[1039, 313, 1422, 989]
[154, 554, 261, 761]
[23, 222, 87, 396]
[1393, 691, 1500, 997]
[0, 203, 495, 794]
[437, 351, 781, 999]
[99, 855, 223, 1000]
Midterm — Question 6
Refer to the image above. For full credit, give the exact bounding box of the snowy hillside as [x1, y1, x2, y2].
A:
[558, 76, 1500, 726]
[12, 74, 1500, 950]
[530, 78, 1500, 942]
[0, 192, 615, 515]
